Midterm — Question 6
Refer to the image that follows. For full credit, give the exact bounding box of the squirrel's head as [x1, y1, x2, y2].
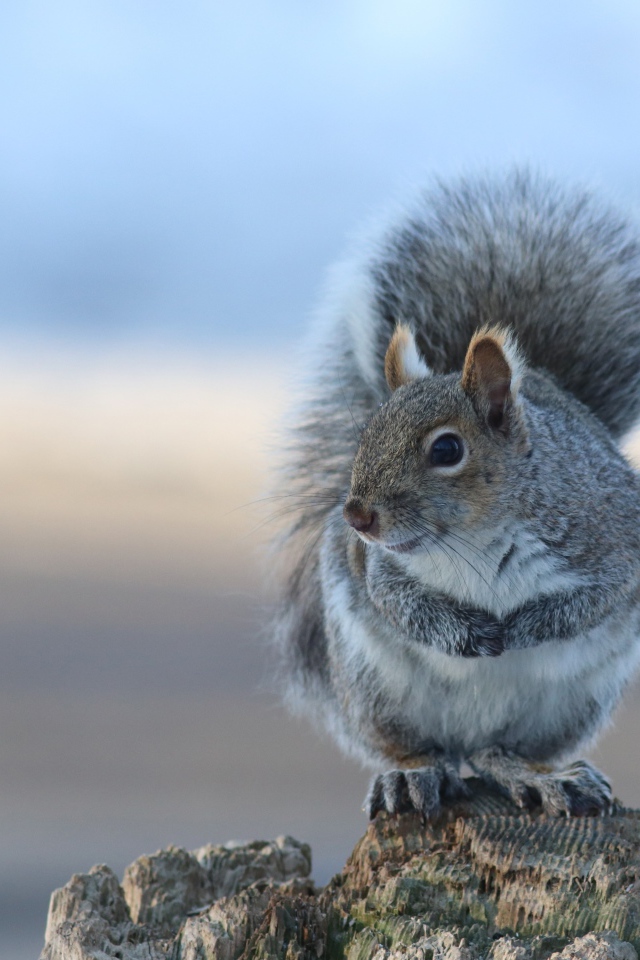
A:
[343, 324, 531, 550]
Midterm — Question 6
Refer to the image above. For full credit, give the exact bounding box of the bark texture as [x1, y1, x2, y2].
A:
[40, 783, 640, 960]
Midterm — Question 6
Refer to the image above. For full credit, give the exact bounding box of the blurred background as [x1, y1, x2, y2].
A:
[3, 2, 640, 956]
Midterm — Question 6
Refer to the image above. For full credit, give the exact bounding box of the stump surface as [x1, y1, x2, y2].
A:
[40, 784, 640, 960]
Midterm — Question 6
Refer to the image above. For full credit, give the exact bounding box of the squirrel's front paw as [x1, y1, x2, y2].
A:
[460, 612, 504, 657]
[365, 759, 469, 820]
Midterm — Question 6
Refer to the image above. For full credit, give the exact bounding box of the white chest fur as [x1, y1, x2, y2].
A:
[402, 522, 582, 616]
[321, 523, 640, 765]
[335, 590, 638, 762]
[380, 617, 633, 759]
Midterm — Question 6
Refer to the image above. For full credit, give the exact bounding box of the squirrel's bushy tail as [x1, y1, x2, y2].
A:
[271, 169, 640, 703]
[365, 169, 640, 439]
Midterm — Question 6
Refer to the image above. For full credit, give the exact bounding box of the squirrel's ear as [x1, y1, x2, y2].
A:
[385, 324, 431, 391]
[461, 326, 524, 434]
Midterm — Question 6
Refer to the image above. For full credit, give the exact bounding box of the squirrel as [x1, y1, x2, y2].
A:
[271, 169, 640, 819]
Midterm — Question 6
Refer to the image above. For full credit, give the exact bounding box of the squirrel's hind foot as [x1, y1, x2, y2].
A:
[469, 749, 613, 816]
[365, 758, 469, 820]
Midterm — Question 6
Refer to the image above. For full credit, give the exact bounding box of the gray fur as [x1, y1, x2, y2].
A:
[370, 171, 640, 438]
[270, 170, 640, 817]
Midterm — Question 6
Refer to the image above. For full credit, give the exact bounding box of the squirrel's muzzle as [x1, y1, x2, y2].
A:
[343, 500, 380, 537]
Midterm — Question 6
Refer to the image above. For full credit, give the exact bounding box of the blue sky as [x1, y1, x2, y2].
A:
[1, 1, 640, 348]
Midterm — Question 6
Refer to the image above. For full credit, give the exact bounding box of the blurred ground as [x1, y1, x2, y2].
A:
[1, 351, 639, 957]
[0, 351, 368, 957]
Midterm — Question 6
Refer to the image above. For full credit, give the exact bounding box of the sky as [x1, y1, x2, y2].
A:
[1, 2, 640, 349]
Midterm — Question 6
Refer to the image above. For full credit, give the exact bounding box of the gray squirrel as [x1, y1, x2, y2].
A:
[271, 169, 640, 818]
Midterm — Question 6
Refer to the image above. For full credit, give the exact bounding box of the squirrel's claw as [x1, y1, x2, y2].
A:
[559, 761, 615, 816]
[365, 760, 467, 820]
[469, 749, 614, 816]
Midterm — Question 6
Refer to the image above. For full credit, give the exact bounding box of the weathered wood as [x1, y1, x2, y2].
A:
[40, 786, 640, 960]
[330, 785, 640, 957]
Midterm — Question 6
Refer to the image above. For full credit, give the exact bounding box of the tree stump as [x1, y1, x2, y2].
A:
[40, 783, 640, 960]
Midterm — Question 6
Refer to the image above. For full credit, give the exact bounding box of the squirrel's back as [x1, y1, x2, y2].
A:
[272, 169, 640, 708]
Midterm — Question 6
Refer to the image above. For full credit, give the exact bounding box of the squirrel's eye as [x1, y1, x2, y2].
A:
[430, 433, 464, 467]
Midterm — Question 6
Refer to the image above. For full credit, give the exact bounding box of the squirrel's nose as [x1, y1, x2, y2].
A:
[343, 500, 379, 537]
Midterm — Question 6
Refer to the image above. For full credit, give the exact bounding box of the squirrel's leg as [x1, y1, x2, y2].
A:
[503, 585, 623, 648]
[365, 755, 469, 820]
[467, 747, 613, 816]
[363, 549, 503, 657]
